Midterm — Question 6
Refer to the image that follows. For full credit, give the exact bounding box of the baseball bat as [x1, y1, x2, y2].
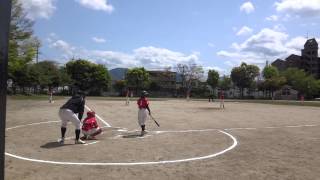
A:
[150, 115, 160, 127]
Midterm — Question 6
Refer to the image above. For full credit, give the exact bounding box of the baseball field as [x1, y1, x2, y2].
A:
[5, 97, 320, 180]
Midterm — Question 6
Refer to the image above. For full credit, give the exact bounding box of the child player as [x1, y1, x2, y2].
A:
[137, 90, 151, 136]
[220, 90, 225, 109]
[81, 111, 102, 140]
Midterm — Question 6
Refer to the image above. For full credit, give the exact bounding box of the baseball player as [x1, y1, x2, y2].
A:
[137, 90, 151, 136]
[125, 90, 130, 105]
[220, 90, 225, 109]
[58, 90, 86, 144]
[81, 111, 102, 140]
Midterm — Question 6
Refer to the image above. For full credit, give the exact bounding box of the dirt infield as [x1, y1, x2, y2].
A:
[5, 98, 320, 180]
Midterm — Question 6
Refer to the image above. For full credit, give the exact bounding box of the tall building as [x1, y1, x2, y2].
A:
[272, 38, 320, 78]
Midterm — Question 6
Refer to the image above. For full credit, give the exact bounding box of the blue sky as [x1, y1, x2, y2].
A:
[20, 0, 320, 74]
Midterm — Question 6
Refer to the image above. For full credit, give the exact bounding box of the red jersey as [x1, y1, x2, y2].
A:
[220, 91, 224, 100]
[82, 111, 99, 131]
[137, 97, 149, 109]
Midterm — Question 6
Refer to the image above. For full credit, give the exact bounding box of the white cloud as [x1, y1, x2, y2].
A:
[208, 43, 215, 48]
[235, 28, 289, 56]
[285, 36, 307, 54]
[203, 66, 226, 77]
[19, 0, 56, 19]
[266, 15, 279, 21]
[275, 0, 320, 18]
[75, 0, 114, 13]
[224, 61, 236, 67]
[273, 24, 286, 32]
[240, 2, 255, 14]
[92, 37, 106, 43]
[236, 26, 253, 36]
[48, 38, 201, 69]
[217, 28, 319, 66]
[132, 46, 200, 68]
[50, 40, 76, 57]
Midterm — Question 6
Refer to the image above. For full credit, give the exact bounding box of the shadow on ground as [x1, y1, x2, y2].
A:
[198, 107, 223, 111]
[122, 133, 143, 138]
[40, 142, 73, 149]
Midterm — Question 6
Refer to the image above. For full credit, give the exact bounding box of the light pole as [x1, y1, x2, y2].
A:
[0, 1, 12, 180]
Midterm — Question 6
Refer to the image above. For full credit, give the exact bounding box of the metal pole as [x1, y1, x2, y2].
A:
[0, 1, 12, 180]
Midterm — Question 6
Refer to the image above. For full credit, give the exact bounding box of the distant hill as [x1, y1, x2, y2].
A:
[109, 68, 128, 81]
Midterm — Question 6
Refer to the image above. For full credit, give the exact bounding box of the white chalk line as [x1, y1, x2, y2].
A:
[6, 121, 60, 130]
[5, 121, 237, 166]
[85, 105, 111, 127]
[5, 121, 320, 166]
[224, 124, 320, 131]
[84, 141, 99, 146]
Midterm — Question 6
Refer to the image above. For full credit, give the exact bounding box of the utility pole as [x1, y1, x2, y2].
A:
[0, 1, 12, 180]
[36, 41, 40, 63]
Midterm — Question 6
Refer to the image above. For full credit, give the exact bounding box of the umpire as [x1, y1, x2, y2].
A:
[58, 90, 86, 144]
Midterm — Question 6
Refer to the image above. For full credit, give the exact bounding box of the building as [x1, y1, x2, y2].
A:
[148, 70, 177, 90]
[272, 38, 320, 78]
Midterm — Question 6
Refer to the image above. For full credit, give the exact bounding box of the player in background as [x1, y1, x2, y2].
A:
[220, 90, 225, 109]
[49, 89, 54, 103]
[125, 89, 130, 105]
[137, 90, 151, 136]
[58, 90, 86, 144]
[81, 111, 102, 140]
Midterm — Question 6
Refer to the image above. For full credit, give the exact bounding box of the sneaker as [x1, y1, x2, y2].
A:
[58, 138, 65, 145]
[140, 131, 146, 137]
[80, 136, 87, 140]
[75, 139, 86, 144]
[87, 136, 97, 140]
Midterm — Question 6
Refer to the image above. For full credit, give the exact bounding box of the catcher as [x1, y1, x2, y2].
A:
[81, 111, 102, 140]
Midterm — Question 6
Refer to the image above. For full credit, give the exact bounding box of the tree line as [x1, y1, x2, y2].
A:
[206, 62, 320, 99]
[8, 0, 320, 99]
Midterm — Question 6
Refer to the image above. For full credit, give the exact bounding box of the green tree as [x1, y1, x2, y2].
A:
[125, 67, 150, 93]
[207, 69, 219, 91]
[35, 61, 60, 91]
[282, 68, 320, 98]
[149, 81, 161, 91]
[59, 66, 72, 90]
[113, 80, 126, 95]
[262, 66, 286, 99]
[219, 75, 232, 91]
[66, 59, 111, 95]
[9, 0, 38, 87]
[231, 63, 260, 97]
[263, 65, 279, 79]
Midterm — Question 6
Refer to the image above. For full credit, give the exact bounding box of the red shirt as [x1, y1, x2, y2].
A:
[220, 91, 224, 100]
[82, 115, 99, 131]
[137, 97, 149, 109]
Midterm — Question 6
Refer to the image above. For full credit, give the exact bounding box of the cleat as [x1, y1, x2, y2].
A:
[58, 138, 65, 145]
[140, 131, 146, 137]
[87, 136, 97, 140]
[75, 139, 86, 144]
[80, 136, 87, 140]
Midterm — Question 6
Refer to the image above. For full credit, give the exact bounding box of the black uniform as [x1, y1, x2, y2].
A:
[60, 95, 85, 120]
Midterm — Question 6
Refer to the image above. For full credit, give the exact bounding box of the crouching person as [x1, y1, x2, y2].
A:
[81, 111, 102, 140]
